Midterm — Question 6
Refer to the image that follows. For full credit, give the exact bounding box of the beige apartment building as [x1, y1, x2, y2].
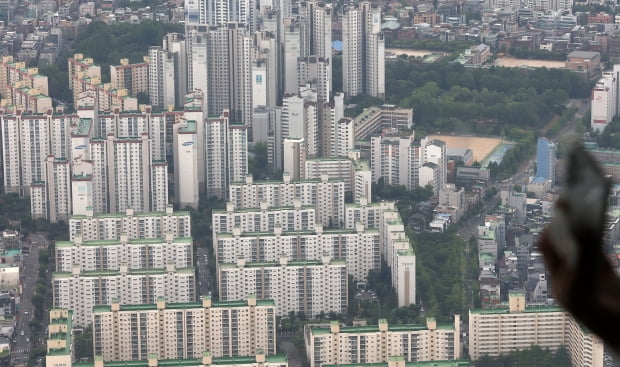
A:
[305, 317, 461, 367]
[46, 309, 73, 367]
[79, 352, 287, 367]
[92, 296, 276, 361]
[110, 58, 149, 96]
[469, 292, 603, 367]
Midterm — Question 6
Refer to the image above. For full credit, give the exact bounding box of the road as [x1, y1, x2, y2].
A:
[11, 234, 46, 366]
[195, 246, 213, 297]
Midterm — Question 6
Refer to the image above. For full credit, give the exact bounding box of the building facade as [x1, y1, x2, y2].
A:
[218, 257, 347, 317]
[93, 296, 276, 361]
[52, 264, 196, 326]
[305, 317, 461, 367]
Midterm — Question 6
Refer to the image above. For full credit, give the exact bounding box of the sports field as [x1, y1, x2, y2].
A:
[428, 135, 505, 164]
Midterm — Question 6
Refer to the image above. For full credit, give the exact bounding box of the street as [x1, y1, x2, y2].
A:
[195, 246, 213, 297]
[11, 234, 46, 366]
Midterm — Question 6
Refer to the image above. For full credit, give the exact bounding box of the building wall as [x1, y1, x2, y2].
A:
[93, 297, 276, 361]
[306, 317, 460, 367]
[218, 257, 347, 317]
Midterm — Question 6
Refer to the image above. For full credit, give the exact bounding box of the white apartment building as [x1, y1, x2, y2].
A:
[283, 137, 307, 180]
[342, 1, 384, 99]
[69, 205, 191, 241]
[305, 317, 461, 367]
[215, 223, 379, 281]
[344, 198, 396, 230]
[55, 233, 192, 272]
[353, 105, 413, 140]
[304, 157, 361, 192]
[1, 109, 75, 195]
[212, 200, 316, 235]
[204, 111, 249, 199]
[148, 46, 176, 110]
[469, 292, 603, 367]
[79, 134, 168, 214]
[82, 352, 288, 367]
[30, 156, 72, 222]
[52, 264, 195, 326]
[371, 129, 417, 189]
[229, 174, 345, 228]
[218, 256, 347, 317]
[92, 296, 276, 361]
[205, 23, 253, 125]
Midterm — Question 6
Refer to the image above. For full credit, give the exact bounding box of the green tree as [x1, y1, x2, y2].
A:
[74, 327, 94, 361]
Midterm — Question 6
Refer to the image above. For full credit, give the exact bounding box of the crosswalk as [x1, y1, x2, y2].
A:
[12, 348, 28, 354]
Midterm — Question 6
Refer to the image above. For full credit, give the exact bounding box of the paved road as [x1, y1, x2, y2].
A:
[195, 246, 213, 297]
[11, 235, 46, 366]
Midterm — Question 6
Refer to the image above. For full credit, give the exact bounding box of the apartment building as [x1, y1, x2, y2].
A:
[323, 359, 469, 367]
[0, 56, 49, 98]
[342, 1, 385, 99]
[92, 296, 276, 361]
[212, 200, 316, 235]
[80, 352, 288, 367]
[7, 84, 52, 113]
[29, 156, 72, 223]
[69, 205, 191, 241]
[110, 58, 149, 96]
[218, 257, 347, 317]
[173, 118, 199, 208]
[344, 198, 396, 230]
[52, 264, 196, 326]
[305, 317, 461, 367]
[229, 174, 345, 228]
[68, 53, 101, 92]
[1, 109, 75, 195]
[215, 223, 379, 281]
[469, 292, 603, 367]
[204, 111, 249, 199]
[590, 64, 620, 132]
[55, 233, 192, 272]
[45, 309, 73, 367]
[353, 105, 414, 140]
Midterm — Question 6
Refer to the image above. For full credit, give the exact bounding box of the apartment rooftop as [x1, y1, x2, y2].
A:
[74, 354, 288, 367]
[323, 361, 470, 367]
[470, 305, 564, 314]
[93, 299, 275, 313]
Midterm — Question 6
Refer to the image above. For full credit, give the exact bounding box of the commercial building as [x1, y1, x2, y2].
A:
[536, 137, 557, 183]
[215, 223, 379, 281]
[69, 206, 191, 241]
[92, 296, 276, 361]
[229, 174, 345, 228]
[305, 317, 461, 367]
[591, 66, 619, 132]
[52, 264, 196, 326]
[55, 233, 193, 272]
[218, 257, 347, 317]
[469, 292, 603, 367]
[342, 1, 385, 99]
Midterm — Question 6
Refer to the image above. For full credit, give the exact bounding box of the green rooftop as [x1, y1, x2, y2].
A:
[470, 305, 565, 314]
[323, 361, 470, 367]
[74, 355, 287, 367]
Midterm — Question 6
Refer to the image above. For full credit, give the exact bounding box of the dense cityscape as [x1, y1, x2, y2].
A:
[0, 0, 620, 366]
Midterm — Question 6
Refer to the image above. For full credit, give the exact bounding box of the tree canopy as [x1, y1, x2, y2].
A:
[385, 60, 589, 138]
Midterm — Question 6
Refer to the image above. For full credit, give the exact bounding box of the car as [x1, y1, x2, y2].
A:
[24, 311, 29, 315]
[26, 337, 30, 343]
[20, 331, 24, 336]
